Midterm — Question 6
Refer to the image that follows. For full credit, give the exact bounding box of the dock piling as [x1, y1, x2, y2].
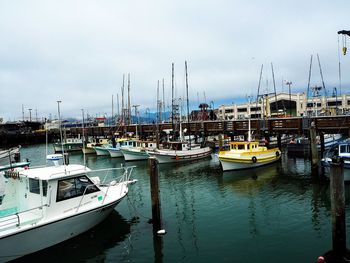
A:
[330, 159, 346, 256]
[309, 122, 319, 173]
[320, 132, 325, 158]
[149, 157, 162, 234]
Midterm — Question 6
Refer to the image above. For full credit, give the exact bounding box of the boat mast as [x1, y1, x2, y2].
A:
[162, 78, 165, 121]
[306, 55, 313, 116]
[57, 101, 66, 170]
[128, 73, 131, 125]
[185, 61, 191, 148]
[82, 109, 86, 167]
[271, 63, 278, 114]
[121, 74, 125, 126]
[111, 94, 114, 126]
[171, 63, 174, 136]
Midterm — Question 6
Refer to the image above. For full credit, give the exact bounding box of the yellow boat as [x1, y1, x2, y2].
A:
[218, 141, 281, 171]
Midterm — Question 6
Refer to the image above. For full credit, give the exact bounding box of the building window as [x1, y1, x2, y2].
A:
[250, 107, 261, 112]
[237, 108, 247, 112]
[225, 109, 233, 113]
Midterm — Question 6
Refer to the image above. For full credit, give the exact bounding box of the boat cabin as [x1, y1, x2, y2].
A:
[0, 165, 102, 229]
[338, 142, 350, 159]
[229, 141, 260, 151]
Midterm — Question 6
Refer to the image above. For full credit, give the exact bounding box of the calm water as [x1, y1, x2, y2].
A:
[13, 144, 350, 263]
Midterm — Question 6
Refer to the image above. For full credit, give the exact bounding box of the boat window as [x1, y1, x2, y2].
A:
[29, 178, 40, 194]
[238, 145, 245, 150]
[57, 175, 99, 202]
[42, 180, 48, 197]
[340, 145, 346, 153]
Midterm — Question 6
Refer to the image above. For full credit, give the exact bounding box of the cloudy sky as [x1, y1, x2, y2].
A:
[0, 0, 349, 121]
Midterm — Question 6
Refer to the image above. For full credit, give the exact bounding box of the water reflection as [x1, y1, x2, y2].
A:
[14, 210, 131, 263]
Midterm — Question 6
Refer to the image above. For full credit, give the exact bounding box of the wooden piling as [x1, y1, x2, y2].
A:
[218, 134, 223, 152]
[320, 132, 325, 158]
[277, 134, 282, 151]
[149, 157, 162, 234]
[330, 160, 346, 256]
[309, 122, 319, 172]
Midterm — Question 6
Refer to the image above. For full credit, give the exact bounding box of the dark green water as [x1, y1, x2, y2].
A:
[14, 144, 350, 263]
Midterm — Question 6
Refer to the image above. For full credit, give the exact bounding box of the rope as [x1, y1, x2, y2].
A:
[126, 195, 151, 220]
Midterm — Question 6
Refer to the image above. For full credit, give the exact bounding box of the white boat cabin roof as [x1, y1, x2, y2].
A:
[12, 164, 90, 181]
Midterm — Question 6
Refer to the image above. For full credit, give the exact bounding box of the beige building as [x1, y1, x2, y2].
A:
[217, 92, 350, 120]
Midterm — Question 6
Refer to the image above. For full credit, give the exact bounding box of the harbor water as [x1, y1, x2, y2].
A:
[14, 144, 350, 262]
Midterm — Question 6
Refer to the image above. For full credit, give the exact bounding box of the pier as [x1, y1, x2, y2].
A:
[1, 115, 350, 147]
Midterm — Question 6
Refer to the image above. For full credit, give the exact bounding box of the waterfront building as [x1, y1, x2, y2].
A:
[217, 92, 350, 120]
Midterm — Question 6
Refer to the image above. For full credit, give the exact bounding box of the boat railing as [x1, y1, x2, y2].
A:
[75, 166, 135, 212]
[0, 204, 47, 231]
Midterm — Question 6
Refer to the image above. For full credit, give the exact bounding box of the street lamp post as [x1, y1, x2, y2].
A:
[286, 81, 292, 116]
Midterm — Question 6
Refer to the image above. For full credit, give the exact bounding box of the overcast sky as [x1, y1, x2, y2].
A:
[0, 0, 349, 121]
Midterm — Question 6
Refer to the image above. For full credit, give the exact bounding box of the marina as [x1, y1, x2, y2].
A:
[0, 143, 348, 262]
[1, 1, 350, 262]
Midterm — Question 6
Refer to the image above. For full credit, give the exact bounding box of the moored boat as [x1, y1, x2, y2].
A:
[321, 139, 350, 181]
[106, 139, 135, 158]
[53, 137, 83, 153]
[120, 141, 158, 161]
[147, 142, 212, 164]
[0, 146, 21, 166]
[0, 154, 136, 261]
[83, 138, 110, 154]
[218, 141, 281, 171]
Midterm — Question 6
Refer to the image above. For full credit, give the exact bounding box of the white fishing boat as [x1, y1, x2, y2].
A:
[53, 137, 83, 153]
[106, 139, 135, 158]
[321, 139, 350, 181]
[82, 138, 109, 154]
[93, 145, 111, 156]
[147, 142, 212, 164]
[120, 141, 158, 161]
[0, 153, 136, 261]
[0, 147, 21, 166]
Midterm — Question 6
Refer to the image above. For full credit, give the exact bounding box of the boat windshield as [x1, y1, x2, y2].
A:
[339, 144, 350, 154]
[56, 175, 99, 202]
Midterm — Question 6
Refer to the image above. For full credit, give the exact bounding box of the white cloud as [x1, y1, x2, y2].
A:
[0, 0, 350, 121]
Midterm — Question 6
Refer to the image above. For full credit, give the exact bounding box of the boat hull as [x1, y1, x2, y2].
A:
[53, 143, 83, 153]
[121, 148, 149, 161]
[94, 147, 110, 156]
[107, 148, 123, 158]
[219, 156, 280, 171]
[321, 159, 350, 182]
[148, 148, 212, 164]
[82, 147, 95, 154]
[0, 199, 121, 262]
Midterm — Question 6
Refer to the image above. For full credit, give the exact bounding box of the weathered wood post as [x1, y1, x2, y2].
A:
[320, 132, 325, 158]
[309, 122, 318, 173]
[149, 157, 164, 263]
[218, 134, 223, 152]
[277, 133, 282, 151]
[330, 159, 346, 256]
[149, 157, 162, 234]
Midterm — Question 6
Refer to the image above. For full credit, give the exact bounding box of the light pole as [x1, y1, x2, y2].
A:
[28, 109, 32, 122]
[286, 81, 292, 116]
